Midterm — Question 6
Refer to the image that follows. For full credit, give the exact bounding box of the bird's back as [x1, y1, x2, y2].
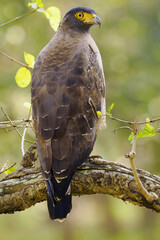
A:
[31, 7, 106, 221]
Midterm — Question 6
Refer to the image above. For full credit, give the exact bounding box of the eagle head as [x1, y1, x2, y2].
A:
[60, 7, 101, 32]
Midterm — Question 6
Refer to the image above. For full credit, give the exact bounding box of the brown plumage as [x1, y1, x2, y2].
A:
[31, 7, 106, 221]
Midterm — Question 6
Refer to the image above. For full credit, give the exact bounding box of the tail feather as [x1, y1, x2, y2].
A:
[47, 193, 72, 221]
[46, 171, 73, 220]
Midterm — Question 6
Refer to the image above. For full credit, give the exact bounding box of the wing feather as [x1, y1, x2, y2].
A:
[31, 41, 106, 178]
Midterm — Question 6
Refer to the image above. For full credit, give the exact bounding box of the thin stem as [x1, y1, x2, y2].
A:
[109, 115, 160, 126]
[137, 116, 160, 124]
[21, 127, 27, 156]
[1, 108, 33, 145]
[110, 115, 135, 125]
[0, 160, 9, 174]
[0, 8, 38, 28]
[0, 51, 30, 68]
[126, 130, 158, 202]
[0, 162, 16, 175]
[1, 107, 23, 139]
[129, 157, 157, 202]
[0, 119, 31, 125]
[0, 124, 31, 129]
[113, 126, 133, 134]
[21, 116, 32, 156]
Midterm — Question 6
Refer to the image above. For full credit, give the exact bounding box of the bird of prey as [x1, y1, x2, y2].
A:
[31, 6, 106, 221]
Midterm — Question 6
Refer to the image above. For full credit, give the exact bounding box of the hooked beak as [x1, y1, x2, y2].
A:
[92, 14, 101, 27]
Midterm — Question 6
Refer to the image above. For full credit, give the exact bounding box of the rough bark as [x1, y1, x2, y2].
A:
[0, 158, 160, 214]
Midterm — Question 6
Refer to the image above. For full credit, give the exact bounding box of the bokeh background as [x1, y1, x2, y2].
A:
[0, 0, 160, 239]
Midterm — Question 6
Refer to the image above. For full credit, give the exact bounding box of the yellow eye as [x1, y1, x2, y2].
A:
[75, 12, 84, 19]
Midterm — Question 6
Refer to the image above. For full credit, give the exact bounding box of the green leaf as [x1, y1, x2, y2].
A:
[137, 123, 155, 139]
[128, 123, 156, 142]
[128, 132, 134, 142]
[37, 8, 45, 13]
[28, 0, 44, 8]
[96, 111, 102, 117]
[5, 167, 17, 175]
[24, 52, 35, 68]
[146, 117, 150, 123]
[44, 7, 61, 32]
[106, 112, 112, 118]
[106, 103, 114, 117]
[35, 0, 44, 8]
[108, 103, 114, 113]
[15, 67, 31, 88]
[28, 3, 37, 9]
[24, 102, 31, 110]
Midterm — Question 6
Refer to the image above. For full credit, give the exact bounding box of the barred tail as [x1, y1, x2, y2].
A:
[46, 172, 73, 221]
[47, 193, 72, 221]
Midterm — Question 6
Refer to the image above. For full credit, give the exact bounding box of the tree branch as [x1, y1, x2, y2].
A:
[0, 51, 30, 68]
[109, 114, 160, 125]
[0, 158, 159, 214]
[0, 8, 38, 28]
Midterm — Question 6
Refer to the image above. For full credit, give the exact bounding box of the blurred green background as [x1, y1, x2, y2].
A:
[0, 0, 160, 239]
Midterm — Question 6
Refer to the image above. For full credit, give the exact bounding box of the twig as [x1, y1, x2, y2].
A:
[21, 116, 32, 156]
[0, 8, 38, 28]
[0, 51, 30, 68]
[125, 123, 158, 202]
[1, 108, 33, 145]
[1, 107, 23, 139]
[0, 161, 9, 174]
[0, 119, 31, 125]
[109, 115, 160, 126]
[109, 115, 135, 125]
[0, 162, 16, 175]
[0, 125, 31, 131]
[0, 119, 32, 129]
[113, 126, 133, 134]
[21, 126, 28, 156]
[149, 117, 160, 123]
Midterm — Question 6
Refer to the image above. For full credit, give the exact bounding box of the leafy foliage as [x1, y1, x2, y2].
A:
[28, 0, 61, 31]
[15, 67, 31, 88]
[14, 1, 61, 89]
[24, 52, 35, 68]
[44, 7, 61, 32]
[15, 52, 35, 88]
[146, 117, 150, 123]
[106, 103, 114, 117]
[96, 111, 102, 117]
[97, 103, 114, 118]
[138, 123, 156, 139]
[4, 167, 17, 175]
[28, 0, 44, 9]
[128, 123, 156, 142]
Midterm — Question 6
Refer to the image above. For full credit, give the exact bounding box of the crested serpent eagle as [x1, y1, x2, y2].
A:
[31, 7, 106, 221]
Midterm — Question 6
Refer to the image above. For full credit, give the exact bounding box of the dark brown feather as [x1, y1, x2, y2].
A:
[31, 32, 106, 178]
[31, 8, 106, 222]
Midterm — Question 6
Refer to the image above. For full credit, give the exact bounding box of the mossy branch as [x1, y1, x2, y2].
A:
[0, 157, 159, 215]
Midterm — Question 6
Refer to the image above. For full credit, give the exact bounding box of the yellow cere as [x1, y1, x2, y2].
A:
[75, 11, 96, 24]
